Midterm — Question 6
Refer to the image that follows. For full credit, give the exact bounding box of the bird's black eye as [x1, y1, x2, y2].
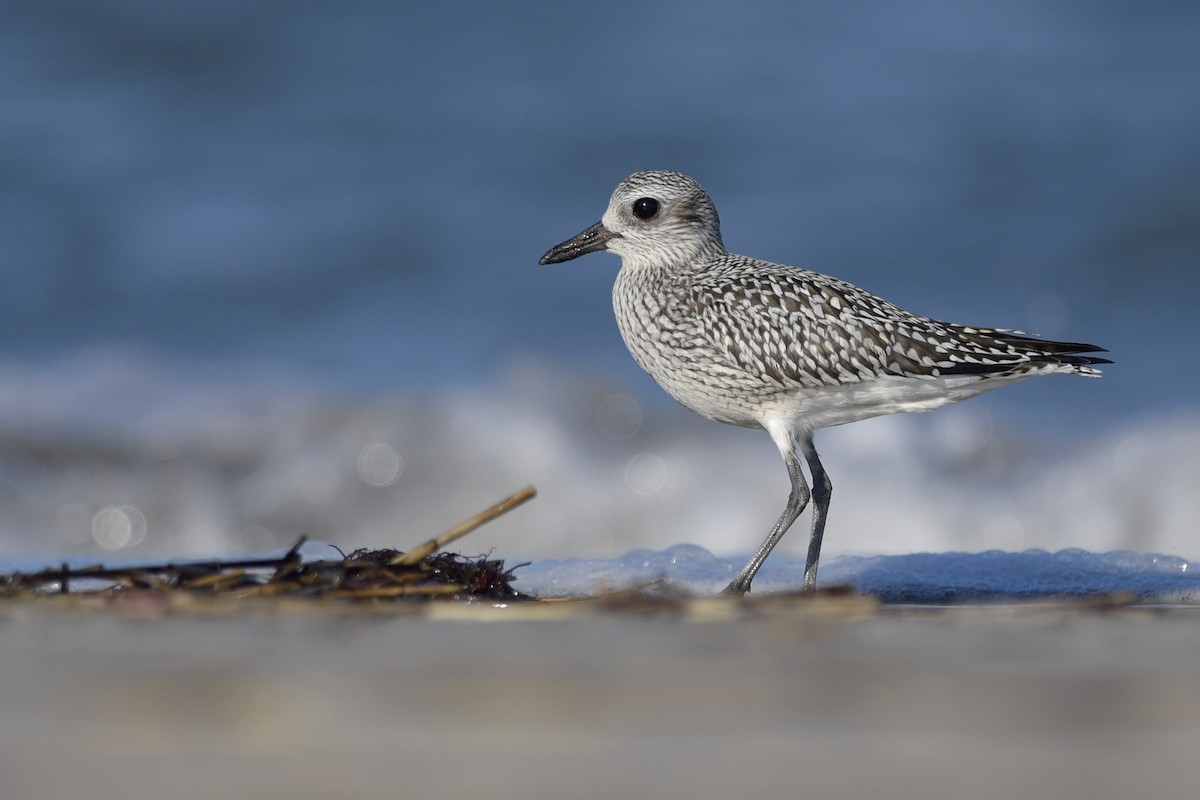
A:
[632, 197, 660, 220]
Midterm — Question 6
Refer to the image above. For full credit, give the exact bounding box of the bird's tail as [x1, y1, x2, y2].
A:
[934, 328, 1111, 378]
[1002, 333, 1110, 376]
[987, 331, 1111, 377]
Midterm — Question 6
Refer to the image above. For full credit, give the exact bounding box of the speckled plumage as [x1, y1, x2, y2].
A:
[541, 170, 1109, 594]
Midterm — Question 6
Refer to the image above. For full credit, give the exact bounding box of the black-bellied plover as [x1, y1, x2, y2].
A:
[540, 170, 1109, 595]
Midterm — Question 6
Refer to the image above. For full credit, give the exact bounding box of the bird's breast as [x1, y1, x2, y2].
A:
[611, 268, 770, 427]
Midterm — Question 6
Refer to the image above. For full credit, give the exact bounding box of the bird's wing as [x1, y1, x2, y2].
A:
[686, 259, 1108, 387]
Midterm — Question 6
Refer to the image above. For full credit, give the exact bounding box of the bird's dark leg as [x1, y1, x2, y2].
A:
[798, 434, 832, 591]
[722, 443, 810, 596]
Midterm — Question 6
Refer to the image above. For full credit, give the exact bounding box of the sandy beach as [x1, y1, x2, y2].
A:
[2, 598, 1197, 800]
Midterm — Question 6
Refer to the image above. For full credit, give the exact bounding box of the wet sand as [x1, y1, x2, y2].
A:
[2, 599, 1197, 800]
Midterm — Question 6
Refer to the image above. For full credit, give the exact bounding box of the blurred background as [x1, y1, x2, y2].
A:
[1, 0, 1197, 563]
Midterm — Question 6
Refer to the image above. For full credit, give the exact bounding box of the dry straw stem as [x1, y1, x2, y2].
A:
[391, 485, 537, 566]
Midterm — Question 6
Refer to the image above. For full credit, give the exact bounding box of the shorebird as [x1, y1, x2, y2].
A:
[540, 170, 1109, 595]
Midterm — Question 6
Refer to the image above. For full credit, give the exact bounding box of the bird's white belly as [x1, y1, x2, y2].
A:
[756, 372, 1031, 430]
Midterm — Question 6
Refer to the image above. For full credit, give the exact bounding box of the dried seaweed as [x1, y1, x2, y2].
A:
[1, 486, 537, 605]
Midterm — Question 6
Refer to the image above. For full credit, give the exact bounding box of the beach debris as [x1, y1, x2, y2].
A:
[1, 486, 537, 604]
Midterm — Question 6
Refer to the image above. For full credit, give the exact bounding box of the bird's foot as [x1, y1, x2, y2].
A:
[720, 580, 750, 597]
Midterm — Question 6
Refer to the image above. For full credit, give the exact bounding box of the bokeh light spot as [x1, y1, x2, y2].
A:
[91, 505, 147, 550]
[357, 442, 403, 487]
[596, 393, 643, 440]
[625, 452, 669, 496]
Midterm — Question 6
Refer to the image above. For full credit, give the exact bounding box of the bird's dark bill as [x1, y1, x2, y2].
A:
[539, 221, 620, 265]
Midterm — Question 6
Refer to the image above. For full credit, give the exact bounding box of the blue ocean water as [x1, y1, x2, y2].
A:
[1, 1, 1197, 574]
